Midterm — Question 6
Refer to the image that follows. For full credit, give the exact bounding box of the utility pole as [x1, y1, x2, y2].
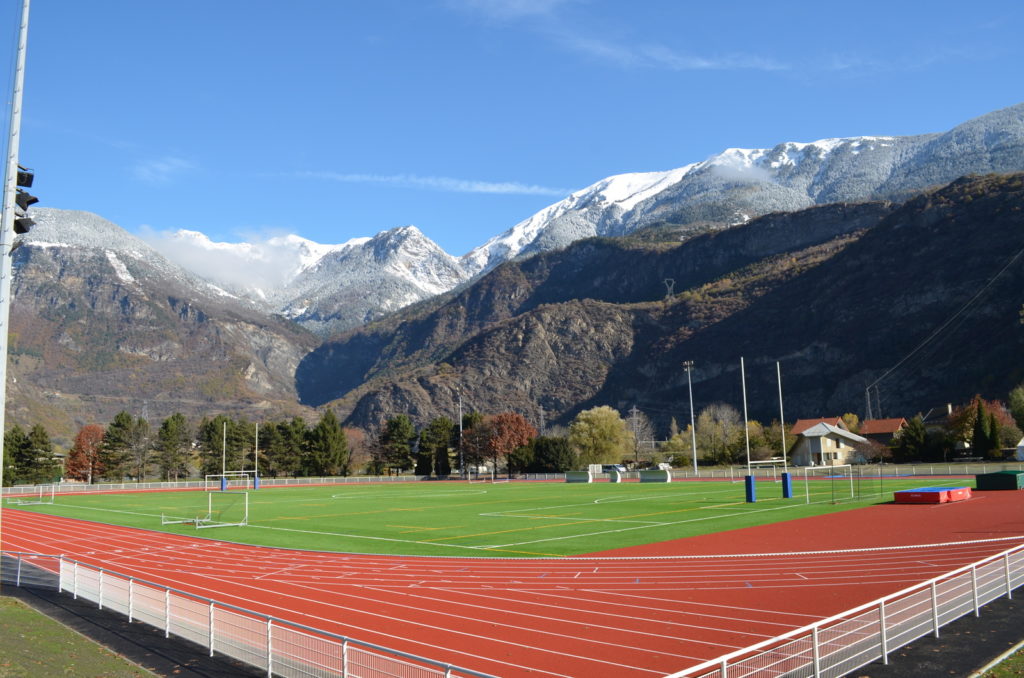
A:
[538, 404, 545, 436]
[683, 361, 698, 476]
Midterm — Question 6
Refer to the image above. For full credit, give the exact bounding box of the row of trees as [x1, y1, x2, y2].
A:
[3, 409, 351, 485]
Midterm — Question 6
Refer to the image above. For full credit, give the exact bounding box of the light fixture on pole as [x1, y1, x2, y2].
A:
[683, 361, 698, 477]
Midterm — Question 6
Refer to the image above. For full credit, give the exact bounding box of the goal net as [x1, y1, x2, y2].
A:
[801, 464, 855, 504]
[5, 484, 55, 505]
[162, 491, 249, 529]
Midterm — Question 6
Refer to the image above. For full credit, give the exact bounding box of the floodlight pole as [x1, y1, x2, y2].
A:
[0, 0, 31, 550]
[222, 421, 226, 475]
[254, 422, 259, 476]
[457, 389, 464, 479]
[741, 356, 751, 475]
[683, 361, 698, 476]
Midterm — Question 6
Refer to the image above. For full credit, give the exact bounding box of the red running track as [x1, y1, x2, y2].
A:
[5, 491, 1024, 677]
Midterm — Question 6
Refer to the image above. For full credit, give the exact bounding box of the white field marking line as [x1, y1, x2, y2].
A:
[254, 563, 305, 580]
[163, 570, 670, 677]
[329, 490, 489, 500]
[359, 584, 767, 651]
[392, 584, 801, 636]
[477, 513, 670, 525]
[478, 486, 742, 519]
[244, 524, 503, 553]
[486, 501, 810, 548]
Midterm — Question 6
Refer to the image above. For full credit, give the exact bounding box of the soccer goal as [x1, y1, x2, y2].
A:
[467, 469, 509, 484]
[5, 484, 55, 505]
[162, 491, 249, 529]
[801, 464, 855, 504]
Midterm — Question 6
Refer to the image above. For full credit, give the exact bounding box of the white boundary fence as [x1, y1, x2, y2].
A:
[0, 551, 496, 678]
[661, 541, 1024, 678]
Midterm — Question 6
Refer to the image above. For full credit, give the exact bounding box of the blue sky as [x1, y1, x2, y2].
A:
[5, 0, 1023, 257]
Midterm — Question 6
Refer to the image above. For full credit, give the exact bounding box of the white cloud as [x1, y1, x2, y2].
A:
[139, 226, 303, 294]
[133, 156, 195, 184]
[305, 171, 568, 196]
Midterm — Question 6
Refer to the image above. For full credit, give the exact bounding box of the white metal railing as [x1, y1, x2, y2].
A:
[661, 541, 1024, 678]
[0, 551, 495, 678]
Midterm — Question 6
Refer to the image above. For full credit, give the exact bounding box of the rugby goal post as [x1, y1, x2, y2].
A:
[802, 464, 855, 504]
[5, 484, 55, 505]
[467, 469, 510, 484]
[162, 491, 249, 529]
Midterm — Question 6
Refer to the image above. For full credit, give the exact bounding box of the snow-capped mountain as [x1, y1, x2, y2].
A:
[462, 102, 1024, 273]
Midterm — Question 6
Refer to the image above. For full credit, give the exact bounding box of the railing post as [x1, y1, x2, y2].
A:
[209, 602, 216, 657]
[164, 588, 171, 638]
[266, 619, 273, 678]
[342, 638, 349, 677]
[1005, 553, 1013, 600]
[98, 570, 104, 610]
[73, 561, 78, 599]
[931, 581, 940, 638]
[812, 626, 821, 678]
[15, 553, 21, 587]
[445, 665, 452, 678]
[879, 601, 888, 665]
[972, 566, 980, 617]
[128, 579, 134, 623]
[720, 657, 728, 677]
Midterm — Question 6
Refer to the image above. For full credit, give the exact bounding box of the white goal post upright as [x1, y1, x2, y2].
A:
[802, 464, 855, 504]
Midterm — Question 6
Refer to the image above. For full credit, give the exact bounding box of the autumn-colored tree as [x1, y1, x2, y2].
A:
[485, 412, 537, 472]
[66, 424, 106, 483]
[948, 395, 1021, 454]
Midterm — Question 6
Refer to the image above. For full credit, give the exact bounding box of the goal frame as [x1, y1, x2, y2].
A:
[205, 471, 258, 491]
[161, 490, 249, 529]
[801, 464, 855, 504]
[5, 484, 55, 505]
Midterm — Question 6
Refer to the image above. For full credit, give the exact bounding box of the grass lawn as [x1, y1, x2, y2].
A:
[14, 474, 941, 557]
[0, 596, 152, 677]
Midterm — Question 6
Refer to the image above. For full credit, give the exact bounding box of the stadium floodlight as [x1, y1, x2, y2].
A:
[13, 166, 37, 234]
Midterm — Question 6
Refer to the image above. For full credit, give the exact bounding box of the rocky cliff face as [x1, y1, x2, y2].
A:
[299, 174, 1024, 434]
[8, 209, 318, 440]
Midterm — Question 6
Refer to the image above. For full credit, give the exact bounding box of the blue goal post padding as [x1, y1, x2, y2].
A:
[782, 472, 792, 498]
[745, 475, 756, 503]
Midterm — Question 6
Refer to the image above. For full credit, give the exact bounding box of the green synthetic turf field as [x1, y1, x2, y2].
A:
[15, 475, 949, 557]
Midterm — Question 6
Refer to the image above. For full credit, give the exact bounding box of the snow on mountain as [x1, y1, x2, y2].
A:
[462, 103, 1024, 275]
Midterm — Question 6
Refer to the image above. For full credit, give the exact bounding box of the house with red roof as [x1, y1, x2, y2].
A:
[789, 417, 847, 437]
[858, 418, 907, 446]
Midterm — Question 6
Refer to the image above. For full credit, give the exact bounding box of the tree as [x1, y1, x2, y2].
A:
[66, 424, 106, 483]
[377, 415, 416, 472]
[484, 412, 537, 472]
[3, 424, 31, 485]
[3, 424, 56, 485]
[101, 411, 136, 480]
[156, 414, 191, 481]
[196, 415, 249, 476]
[305, 410, 349, 476]
[420, 417, 455, 478]
[275, 417, 308, 476]
[24, 424, 60, 484]
[529, 436, 575, 473]
[1010, 383, 1024, 432]
[695, 403, 743, 466]
[894, 415, 928, 463]
[568, 406, 633, 467]
[840, 413, 861, 433]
